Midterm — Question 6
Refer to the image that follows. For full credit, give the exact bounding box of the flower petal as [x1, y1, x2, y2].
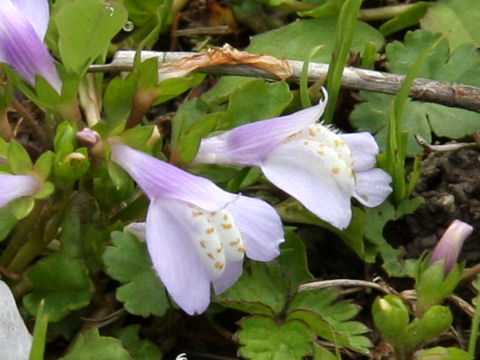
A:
[0, 174, 40, 208]
[0, 280, 32, 360]
[353, 168, 392, 207]
[12, 0, 50, 39]
[0, 1, 61, 92]
[124, 222, 146, 242]
[261, 140, 355, 229]
[146, 198, 212, 315]
[227, 196, 284, 261]
[212, 259, 244, 294]
[110, 142, 237, 212]
[339, 132, 379, 171]
[194, 95, 328, 166]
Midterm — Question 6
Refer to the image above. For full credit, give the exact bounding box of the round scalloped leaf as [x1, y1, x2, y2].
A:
[103, 231, 169, 317]
[23, 254, 94, 322]
[238, 315, 315, 360]
[422, 0, 480, 50]
[61, 329, 132, 360]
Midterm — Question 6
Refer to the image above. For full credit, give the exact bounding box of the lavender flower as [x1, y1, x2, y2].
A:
[0, 0, 61, 92]
[110, 142, 284, 315]
[194, 92, 392, 229]
[430, 220, 473, 274]
[0, 173, 40, 208]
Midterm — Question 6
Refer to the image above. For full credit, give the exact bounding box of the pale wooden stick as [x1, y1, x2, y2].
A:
[89, 50, 480, 113]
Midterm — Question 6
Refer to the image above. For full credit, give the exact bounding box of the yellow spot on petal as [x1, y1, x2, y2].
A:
[221, 223, 232, 230]
[317, 150, 325, 155]
[230, 238, 240, 246]
[308, 128, 317, 136]
[192, 211, 203, 217]
[217, 245, 223, 253]
[223, 214, 228, 220]
[214, 262, 224, 270]
[208, 253, 215, 260]
[200, 241, 206, 249]
[332, 167, 340, 174]
[334, 139, 344, 147]
[238, 247, 245, 253]
[206, 227, 215, 234]
[303, 141, 309, 145]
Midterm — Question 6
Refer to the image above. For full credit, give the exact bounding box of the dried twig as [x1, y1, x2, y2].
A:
[89, 50, 480, 113]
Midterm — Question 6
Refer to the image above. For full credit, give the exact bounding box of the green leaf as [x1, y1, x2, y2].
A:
[352, 30, 480, 155]
[288, 289, 371, 354]
[379, 2, 431, 36]
[23, 254, 94, 322]
[0, 207, 18, 242]
[248, 18, 384, 63]
[60, 191, 107, 273]
[115, 325, 163, 360]
[277, 228, 314, 289]
[219, 80, 292, 129]
[416, 347, 471, 360]
[7, 140, 33, 174]
[276, 199, 375, 263]
[422, 0, 480, 50]
[218, 261, 290, 316]
[61, 328, 132, 360]
[56, 0, 128, 74]
[103, 75, 136, 131]
[103, 231, 169, 317]
[238, 316, 315, 360]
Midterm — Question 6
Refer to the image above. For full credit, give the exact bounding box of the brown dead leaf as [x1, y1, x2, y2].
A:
[157, 44, 293, 81]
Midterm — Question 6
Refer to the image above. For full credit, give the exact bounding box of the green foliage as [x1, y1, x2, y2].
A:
[220, 230, 371, 356]
[56, 0, 128, 74]
[248, 18, 384, 63]
[238, 316, 315, 360]
[115, 325, 163, 360]
[0, 207, 18, 242]
[372, 295, 409, 346]
[422, 0, 480, 50]
[417, 347, 471, 360]
[60, 191, 107, 273]
[323, 0, 363, 123]
[351, 30, 480, 156]
[23, 254, 94, 322]
[172, 79, 292, 163]
[103, 231, 169, 317]
[379, 2, 431, 36]
[7, 140, 33, 174]
[61, 329, 132, 360]
[415, 260, 463, 316]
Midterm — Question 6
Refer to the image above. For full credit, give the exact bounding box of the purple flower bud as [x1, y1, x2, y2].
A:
[430, 220, 473, 273]
[0, 0, 61, 93]
[76, 128, 101, 147]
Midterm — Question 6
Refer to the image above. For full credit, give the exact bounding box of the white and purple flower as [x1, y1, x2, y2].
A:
[0, 0, 61, 92]
[0, 173, 40, 209]
[110, 142, 284, 315]
[194, 92, 392, 229]
[430, 219, 473, 274]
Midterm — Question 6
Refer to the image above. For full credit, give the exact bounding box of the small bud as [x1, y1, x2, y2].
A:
[372, 295, 409, 345]
[430, 220, 473, 274]
[76, 128, 101, 147]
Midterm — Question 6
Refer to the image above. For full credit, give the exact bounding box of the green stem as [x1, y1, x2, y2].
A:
[358, 4, 415, 21]
[0, 202, 44, 267]
[468, 285, 480, 357]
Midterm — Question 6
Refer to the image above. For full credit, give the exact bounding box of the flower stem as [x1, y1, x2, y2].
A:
[0, 202, 44, 267]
